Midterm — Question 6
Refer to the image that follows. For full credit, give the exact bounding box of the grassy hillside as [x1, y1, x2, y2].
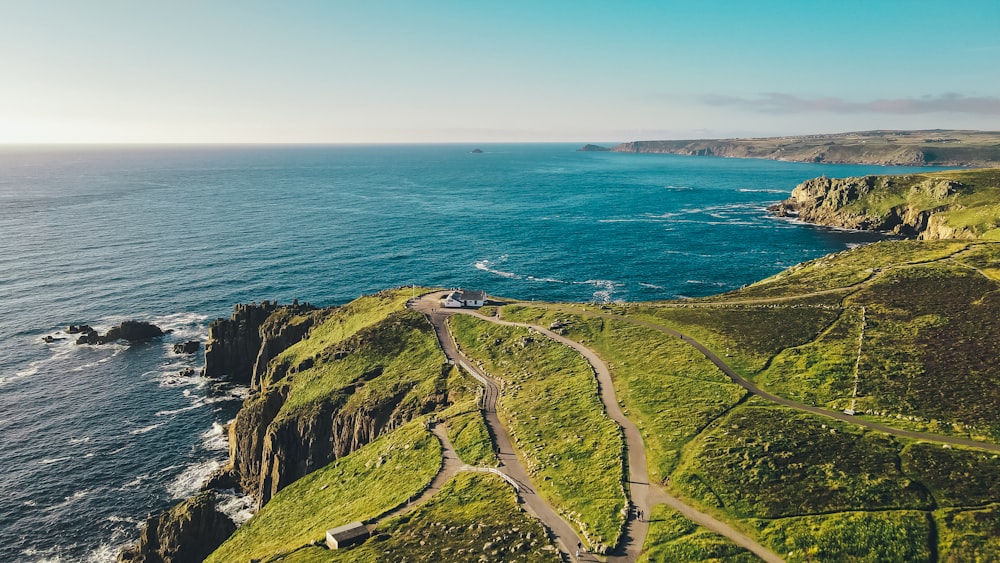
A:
[278, 473, 561, 563]
[207, 421, 441, 562]
[449, 315, 627, 551]
[203, 242, 1000, 562]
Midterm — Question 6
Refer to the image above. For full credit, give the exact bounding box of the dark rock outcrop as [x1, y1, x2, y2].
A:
[117, 492, 235, 563]
[67, 324, 94, 334]
[172, 341, 200, 355]
[203, 302, 281, 383]
[75, 321, 164, 345]
[578, 144, 610, 152]
[769, 174, 976, 240]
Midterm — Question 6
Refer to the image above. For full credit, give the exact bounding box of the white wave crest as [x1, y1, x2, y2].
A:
[167, 459, 223, 499]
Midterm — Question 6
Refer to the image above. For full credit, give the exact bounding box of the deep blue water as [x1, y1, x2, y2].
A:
[0, 144, 934, 561]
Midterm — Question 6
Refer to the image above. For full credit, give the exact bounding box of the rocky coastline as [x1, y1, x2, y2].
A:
[768, 169, 1000, 240]
[119, 293, 446, 562]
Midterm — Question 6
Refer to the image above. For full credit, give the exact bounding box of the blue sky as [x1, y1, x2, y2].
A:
[2, 0, 999, 143]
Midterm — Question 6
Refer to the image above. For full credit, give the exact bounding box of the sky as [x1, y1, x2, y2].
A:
[2, 0, 999, 144]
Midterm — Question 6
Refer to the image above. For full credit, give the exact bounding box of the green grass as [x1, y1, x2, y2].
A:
[935, 504, 1000, 562]
[901, 442, 1000, 507]
[751, 511, 933, 562]
[672, 404, 933, 519]
[272, 308, 447, 429]
[279, 472, 562, 563]
[701, 240, 968, 301]
[449, 314, 627, 552]
[206, 421, 442, 562]
[638, 505, 758, 563]
[847, 263, 1000, 437]
[442, 399, 498, 466]
[269, 288, 418, 378]
[501, 305, 747, 482]
[622, 300, 842, 374]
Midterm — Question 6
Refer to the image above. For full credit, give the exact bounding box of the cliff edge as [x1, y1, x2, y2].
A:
[770, 168, 1000, 240]
[608, 130, 1000, 167]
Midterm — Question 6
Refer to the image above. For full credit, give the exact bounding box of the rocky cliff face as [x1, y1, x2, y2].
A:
[203, 301, 319, 384]
[207, 306, 448, 507]
[770, 175, 978, 240]
[117, 492, 235, 563]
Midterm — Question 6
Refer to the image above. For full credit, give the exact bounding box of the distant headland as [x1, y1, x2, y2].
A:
[584, 129, 1000, 167]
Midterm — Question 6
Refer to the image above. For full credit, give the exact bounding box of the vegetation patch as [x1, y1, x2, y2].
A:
[849, 263, 1000, 436]
[449, 314, 626, 551]
[442, 399, 498, 466]
[935, 504, 1000, 562]
[206, 422, 441, 562]
[701, 240, 967, 301]
[638, 504, 757, 563]
[501, 304, 746, 481]
[751, 510, 933, 563]
[624, 300, 841, 374]
[673, 405, 932, 518]
[279, 472, 561, 563]
[901, 442, 1000, 507]
[273, 308, 448, 427]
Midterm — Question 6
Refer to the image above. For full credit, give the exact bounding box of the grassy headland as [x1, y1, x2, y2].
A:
[607, 129, 1000, 167]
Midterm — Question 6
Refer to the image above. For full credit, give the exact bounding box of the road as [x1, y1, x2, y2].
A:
[411, 291, 783, 562]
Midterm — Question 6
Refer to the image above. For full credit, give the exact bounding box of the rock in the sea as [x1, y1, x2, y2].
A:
[118, 491, 236, 563]
[577, 144, 610, 152]
[74, 321, 165, 345]
[67, 324, 94, 334]
[172, 341, 200, 354]
[178, 367, 196, 377]
[471, 148, 484, 153]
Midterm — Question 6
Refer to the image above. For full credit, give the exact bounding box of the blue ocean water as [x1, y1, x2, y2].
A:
[0, 144, 933, 560]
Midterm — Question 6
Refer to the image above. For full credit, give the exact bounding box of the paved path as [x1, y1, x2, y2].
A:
[365, 423, 465, 531]
[412, 291, 783, 562]
[533, 303, 1000, 454]
[411, 292, 588, 562]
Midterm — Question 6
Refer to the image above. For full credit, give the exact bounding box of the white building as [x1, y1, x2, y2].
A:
[443, 289, 487, 308]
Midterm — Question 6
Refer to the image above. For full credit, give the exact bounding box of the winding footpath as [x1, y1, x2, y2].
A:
[410, 292, 783, 563]
[538, 303, 1000, 455]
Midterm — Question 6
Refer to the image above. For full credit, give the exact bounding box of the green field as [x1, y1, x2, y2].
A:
[207, 422, 441, 562]
[639, 505, 757, 563]
[501, 305, 747, 482]
[672, 404, 932, 519]
[449, 314, 627, 552]
[279, 472, 562, 563]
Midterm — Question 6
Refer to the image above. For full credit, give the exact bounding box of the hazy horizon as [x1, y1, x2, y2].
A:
[3, 0, 1000, 144]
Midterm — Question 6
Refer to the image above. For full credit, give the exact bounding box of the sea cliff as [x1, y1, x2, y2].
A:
[121, 289, 453, 559]
[606, 130, 1000, 167]
[770, 168, 1000, 240]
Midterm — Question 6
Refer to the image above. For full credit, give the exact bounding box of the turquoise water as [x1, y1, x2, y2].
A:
[0, 144, 931, 560]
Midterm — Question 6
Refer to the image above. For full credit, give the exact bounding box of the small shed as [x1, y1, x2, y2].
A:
[443, 289, 487, 308]
[326, 521, 370, 550]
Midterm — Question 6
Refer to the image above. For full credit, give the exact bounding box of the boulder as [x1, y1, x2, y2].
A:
[74, 321, 164, 345]
[173, 341, 200, 354]
[67, 324, 94, 334]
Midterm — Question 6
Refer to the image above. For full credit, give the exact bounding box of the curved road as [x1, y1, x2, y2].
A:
[411, 292, 783, 563]
[411, 293, 589, 562]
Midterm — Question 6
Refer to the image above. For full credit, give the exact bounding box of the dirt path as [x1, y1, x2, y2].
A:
[365, 424, 465, 532]
[411, 292, 588, 562]
[412, 291, 783, 562]
[537, 303, 1000, 454]
[483, 309, 782, 563]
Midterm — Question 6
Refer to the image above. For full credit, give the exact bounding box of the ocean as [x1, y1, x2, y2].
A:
[0, 144, 933, 561]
